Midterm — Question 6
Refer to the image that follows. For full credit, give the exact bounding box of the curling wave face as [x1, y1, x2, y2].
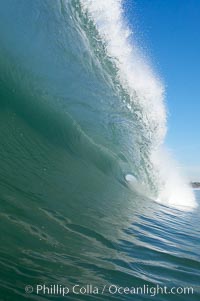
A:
[0, 1, 199, 300]
[0, 0, 196, 209]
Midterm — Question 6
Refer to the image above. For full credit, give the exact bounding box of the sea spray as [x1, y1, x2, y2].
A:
[151, 148, 197, 210]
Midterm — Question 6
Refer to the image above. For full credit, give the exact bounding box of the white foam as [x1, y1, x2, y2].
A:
[125, 174, 137, 183]
[151, 148, 197, 210]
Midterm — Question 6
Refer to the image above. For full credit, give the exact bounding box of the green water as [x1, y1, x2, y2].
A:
[0, 1, 199, 300]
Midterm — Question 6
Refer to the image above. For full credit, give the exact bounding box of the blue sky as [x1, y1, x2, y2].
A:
[124, 0, 200, 181]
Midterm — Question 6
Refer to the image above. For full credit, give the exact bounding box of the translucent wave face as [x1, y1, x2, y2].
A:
[80, 0, 197, 211]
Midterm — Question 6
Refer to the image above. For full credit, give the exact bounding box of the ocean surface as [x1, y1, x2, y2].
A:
[0, 0, 199, 300]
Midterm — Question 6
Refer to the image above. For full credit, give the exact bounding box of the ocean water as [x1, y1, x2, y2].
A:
[0, 0, 199, 300]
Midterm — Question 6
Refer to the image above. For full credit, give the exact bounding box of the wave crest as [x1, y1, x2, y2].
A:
[80, 0, 197, 210]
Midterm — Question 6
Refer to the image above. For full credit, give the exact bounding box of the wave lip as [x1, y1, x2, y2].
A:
[80, 0, 166, 144]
